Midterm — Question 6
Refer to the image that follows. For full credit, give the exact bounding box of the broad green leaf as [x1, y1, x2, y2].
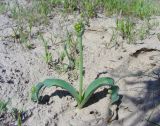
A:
[31, 79, 80, 104]
[79, 77, 119, 108]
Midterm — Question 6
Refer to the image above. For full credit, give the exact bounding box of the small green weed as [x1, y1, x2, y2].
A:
[10, 5, 18, 19]
[0, 100, 8, 113]
[37, 0, 51, 16]
[18, 112, 22, 126]
[9, 0, 159, 22]
[0, 3, 6, 14]
[12, 26, 34, 49]
[116, 18, 134, 43]
[58, 32, 79, 72]
[138, 26, 149, 40]
[137, 20, 150, 40]
[10, 4, 25, 21]
[31, 21, 119, 109]
[106, 29, 119, 49]
[137, 19, 159, 40]
[82, 0, 97, 18]
[63, 0, 78, 13]
[131, 0, 156, 19]
[11, 108, 23, 126]
[104, 0, 129, 16]
[39, 34, 53, 65]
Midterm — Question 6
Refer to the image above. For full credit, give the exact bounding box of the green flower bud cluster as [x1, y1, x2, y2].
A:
[74, 22, 84, 36]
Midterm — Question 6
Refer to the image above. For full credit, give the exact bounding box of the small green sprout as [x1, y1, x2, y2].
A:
[11, 108, 25, 126]
[116, 18, 134, 43]
[31, 22, 119, 109]
[0, 100, 8, 113]
[56, 32, 79, 74]
[0, 3, 6, 14]
[39, 34, 53, 65]
[18, 112, 22, 126]
[11, 25, 34, 49]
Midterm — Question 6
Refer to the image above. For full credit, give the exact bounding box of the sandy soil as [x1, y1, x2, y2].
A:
[0, 1, 160, 126]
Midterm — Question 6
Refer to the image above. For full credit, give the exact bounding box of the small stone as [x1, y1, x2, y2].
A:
[123, 49, 127, 52]
[150, 63, 156, 66]
[118, 56, 123, 60]
[101, 36, 104, 39]
[2, 69, 6, 73]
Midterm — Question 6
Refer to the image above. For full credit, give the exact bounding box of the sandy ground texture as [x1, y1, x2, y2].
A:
[0, 1, 160, 126]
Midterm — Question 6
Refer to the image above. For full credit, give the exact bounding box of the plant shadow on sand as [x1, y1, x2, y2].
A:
[38, 87, 122, 108]
[118, 71, 160, 126]
[83, 88, 122, 108]
[39, 90, 72, 105]
[83, 88, 109, 108]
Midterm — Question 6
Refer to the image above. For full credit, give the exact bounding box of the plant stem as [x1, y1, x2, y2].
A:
[78, 35, 83, 101]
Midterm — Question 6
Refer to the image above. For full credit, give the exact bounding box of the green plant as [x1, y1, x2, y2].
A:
[10, 4, 20, 19]
[116, 18, 134, 43]
[138, 26, 148, 40]
[131, 0, 156, 19]
[39, 34, 52, 65]
[138, 21, 150, 40]
[18, 111, 22, 126]
[63, 0, 78, 12]
[82, 0, 97, 18]
[37, 0, 51, 16]
[0, 3, 6, 14]
[0, 100, 8, 113]
[12, 26, 20, 42]
[137, 18, 159, 40]
[49, 0, 62, 5]
[104, 0, 129, 16]
[11, 108, 23, 126]
[12, 25, 34, 49]
[10, 3, 27, 23]
[9, 0, 159, 23]
[57, 32, 79, 72]
[106, 29, 119, 49]
[10, 1, 50, 26]
[31, 21, 119, 109]
[28, 16, 34, 38]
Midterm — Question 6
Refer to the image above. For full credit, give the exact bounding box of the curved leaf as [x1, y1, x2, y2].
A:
[79, 77, 119, 108]
[31, 79, 80, 104]
[110, 85, 119, 103]
[31, 82, 44, 102]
